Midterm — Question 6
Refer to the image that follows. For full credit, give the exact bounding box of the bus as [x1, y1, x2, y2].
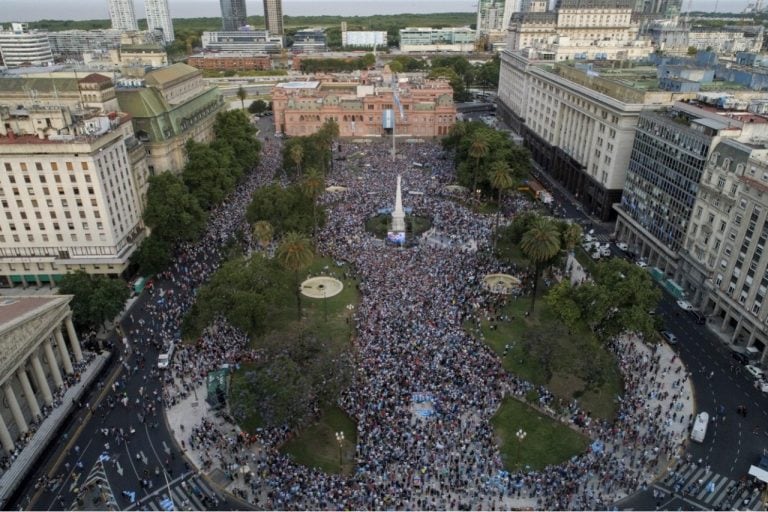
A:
[519, 179, 554, 204]
[690, 412, 709, 443]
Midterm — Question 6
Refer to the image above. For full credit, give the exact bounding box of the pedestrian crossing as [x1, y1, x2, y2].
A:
[654, 462, 762, 510]
[129, 475, 219, 511]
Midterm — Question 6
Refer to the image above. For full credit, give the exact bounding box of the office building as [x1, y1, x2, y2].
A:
[0, 24, 54, 68]
[476, 0, 514, 50]
[263, 0, 284, 37]
[272, 77, 455, 138]
[116, 63, 226, 174]
[202, 28, 284, 54]
[144, 0, 175, 44]
[187, 52, 271, 71]
[48, 29, 124, 62]
[292, 28, 327, 53]
[0, 73, 149, 284]
[108, 0, 139, 32]
[220, 0, 248, 31]
[614, 101, 768, 276]
[398, 27, 476, 53]
[341, 30, 387, 48]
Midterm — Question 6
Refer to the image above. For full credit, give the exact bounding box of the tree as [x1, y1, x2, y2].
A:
[488, 160, 514, 248]
[143, 173, 207, 244]
[130, 235, 172, 275]
[183, 140, 235, 209]
[246, 184, 319, 237]
[288, 142, 304, 178]
[58, 271, 130, 331]
[560, 221, 583, 255]
[467, 131, 490, 195]
[252, 220, 274, 252]
[213, 110, 260, 176]
[520, 217, 561, 313]
[236, 85, 247, 110]
[301, 168, 325, 237]
[276, 232, 314, 320]
[248, 99, 268, 115]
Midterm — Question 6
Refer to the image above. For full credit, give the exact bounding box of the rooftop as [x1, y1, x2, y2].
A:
[0, 296, 62, 331]
[144, 63, 201, 88]
[277, 81, 321, 89]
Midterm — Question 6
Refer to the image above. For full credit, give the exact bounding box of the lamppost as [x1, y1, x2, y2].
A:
[515, 428, 527, 466]
[335, 431, 345, 468]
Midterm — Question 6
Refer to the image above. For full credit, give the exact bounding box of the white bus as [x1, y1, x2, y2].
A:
[690, 412, 709, 443]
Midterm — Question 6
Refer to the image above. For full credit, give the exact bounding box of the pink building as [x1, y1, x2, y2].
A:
[271, 78, 456, 138]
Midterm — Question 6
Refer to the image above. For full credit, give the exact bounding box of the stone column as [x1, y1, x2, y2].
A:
[0, 415, 14, 453]
[43, 341, 63, 388]
[30, 355, 52, 406]
[64, 317, 83, 362]
[16, 367, 40, 420]
[54, 330, 74, 375]
[4, 383, 27, 433]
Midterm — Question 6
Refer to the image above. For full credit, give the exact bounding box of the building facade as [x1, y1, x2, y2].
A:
[399, 27, 476, 53]
[263, 0, 284, 37]
[0, 74, 148, 284]
[220, 0, 248, 31]
[116, 63, 226, 174]
[341, 31, 387, 48]
[292, 28, 327, 53]
[476, 0, 515, 49]
[187, 52, 271, 71]
[272, 78, 456, 138]
[107, 0, 138, 32]
[614, 102, 768, 276]
[47, 29, 125, 62]
[144, 0, 175, 44]
[0, 295, 85, 451]
[202, 29, 284, 54]
[0, 24, 54, 68]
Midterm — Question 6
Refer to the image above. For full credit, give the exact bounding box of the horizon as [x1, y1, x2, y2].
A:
[0, 0, 756, 23]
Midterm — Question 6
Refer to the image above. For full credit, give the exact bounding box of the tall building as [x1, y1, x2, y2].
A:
[107, 0, 138, 32]
[263, 0, 284, 37]
[476, 0, 515, 49]
[220, 0, 248, 31]
[144, 0, 175, 44]
[0, 23, 53, 68]
[0, 74, 149, 285]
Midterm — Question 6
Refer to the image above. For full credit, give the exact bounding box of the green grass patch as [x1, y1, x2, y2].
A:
[364, 214, 432, 239]
[473, 297, 622, 420]
[281, 406, 357, 475]
[491, 397, 589, 472]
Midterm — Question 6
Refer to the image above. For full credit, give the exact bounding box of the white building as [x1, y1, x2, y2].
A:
[202, 29, 284, 53]
[399, 27, 476, 53]
[0, 74, 148, 286]
[476, 0, 515, 49]
[0, 23, 54, 68]
[107, 0, 139, 32]
[145, 0, 175, 44]
[342, 31, 387, 48]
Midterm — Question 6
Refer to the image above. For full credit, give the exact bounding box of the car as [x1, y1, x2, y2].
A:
[687, 309, 706, 324]
[600, 247, 612, 257]
[583, 234, 594, 243]
[616, 242, 629, 251]
[157, 353, 170, 369]
[660, 330, 678, 344]
[676, 299, 694, 311]
[636, 260, 648, 268]
[591, 251, 602, 260]
[745, 364, 765, 381]
[732, 350, 750, 365]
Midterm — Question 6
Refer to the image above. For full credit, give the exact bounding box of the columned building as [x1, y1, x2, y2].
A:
[0, 295, 84, 453]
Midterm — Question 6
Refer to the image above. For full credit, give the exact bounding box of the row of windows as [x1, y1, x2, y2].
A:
[4, 173, 91, 184]
[3, 161, 88, 172]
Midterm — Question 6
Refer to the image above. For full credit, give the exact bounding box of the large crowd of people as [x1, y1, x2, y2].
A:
[116, 134, 693, 510]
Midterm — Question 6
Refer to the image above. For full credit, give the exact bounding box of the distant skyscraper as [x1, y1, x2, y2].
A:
[145, 0, 174, 43]
[263, 0, 284, 36]
[107, 0, 138, 32]
[221, 0, 248, 31]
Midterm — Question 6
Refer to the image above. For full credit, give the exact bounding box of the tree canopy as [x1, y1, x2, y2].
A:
[246, 184, 323, 238]
[143, 172, 207, 244]
[59, 271, 130, 331]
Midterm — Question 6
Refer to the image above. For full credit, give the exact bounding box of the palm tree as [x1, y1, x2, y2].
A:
[288, 143, 304, 178]
[236, 86, 247, 110]
[488, 160, 515, 249]
[277, 232, 314, 320]
[301, 168, 325, 237]
[252, 220, 274, 252]
[561, 222, 583, 254]
[467, 132, 490, 196]
[520, 217, 561, 314]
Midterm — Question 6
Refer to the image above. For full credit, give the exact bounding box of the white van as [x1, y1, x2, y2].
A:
[690, 412, 709, 443]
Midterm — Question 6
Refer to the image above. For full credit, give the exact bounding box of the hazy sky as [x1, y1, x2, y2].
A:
[0, 0, 756, 22]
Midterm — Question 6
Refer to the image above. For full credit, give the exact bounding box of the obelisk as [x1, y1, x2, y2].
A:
[391, 175, 406, 234]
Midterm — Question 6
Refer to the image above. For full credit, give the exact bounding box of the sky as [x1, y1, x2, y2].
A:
[0, 0, 756, 22]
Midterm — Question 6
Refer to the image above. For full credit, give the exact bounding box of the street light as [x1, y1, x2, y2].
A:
[515, 428, 527, 465]
[335, 431, 345, 467]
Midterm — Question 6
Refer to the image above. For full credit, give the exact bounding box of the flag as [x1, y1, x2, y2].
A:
[393, 88, 405, 121]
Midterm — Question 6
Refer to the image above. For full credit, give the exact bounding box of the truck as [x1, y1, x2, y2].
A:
[690, 412, 709, 443]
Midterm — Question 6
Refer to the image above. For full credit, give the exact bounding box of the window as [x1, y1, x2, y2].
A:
[66, 162, 73, 171]
[81, 162, 89, 171]
[35, 162, 43, 171]
[50, 162, 58, 171]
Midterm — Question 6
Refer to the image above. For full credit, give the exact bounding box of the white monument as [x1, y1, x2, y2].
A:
[391, 175, 406, 234]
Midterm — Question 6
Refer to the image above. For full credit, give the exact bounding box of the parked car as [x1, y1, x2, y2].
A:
[745, 364, 765, 381]
[731, 350, 750, 365]
[676, 299, 694, 311]
[616, 242, 629, 251]
[600, 246, 612, 257]
[660, 330, 678, 344]
[591, 251, 602, 260]
[636, 260, 648, 268]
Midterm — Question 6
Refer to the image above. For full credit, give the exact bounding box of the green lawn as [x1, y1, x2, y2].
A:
[491, 397, 589, 472]
[475, 297, 622, 420]
[364, 214, 432, 238]
[281, 406, 357, 475]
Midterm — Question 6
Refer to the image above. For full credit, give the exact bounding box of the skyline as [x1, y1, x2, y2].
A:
[0, 0, 756, 23]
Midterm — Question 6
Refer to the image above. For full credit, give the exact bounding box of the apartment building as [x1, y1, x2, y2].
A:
[272, 78, 455, 138]
[0, 23, 54, 68]
[0, 74, 148, 287]
[263, 0, 284, 37]
[398, 27, 476, 53]
[476, 0, 515, 50]
[144, 0, 175, 44]
[187, 53, 271, 71]
[202, 29, 284, 54]
[107, 0, 139, 32]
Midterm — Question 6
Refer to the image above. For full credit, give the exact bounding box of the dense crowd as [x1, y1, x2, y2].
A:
[114, 134, 694, 510]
